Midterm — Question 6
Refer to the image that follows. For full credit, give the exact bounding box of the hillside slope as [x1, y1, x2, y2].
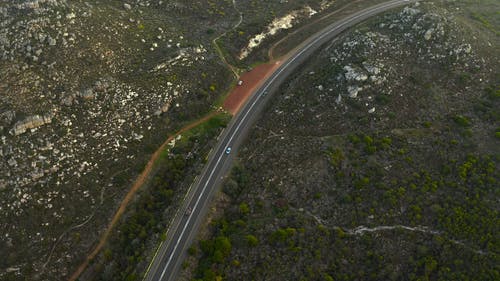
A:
[186, 1, 499, 280]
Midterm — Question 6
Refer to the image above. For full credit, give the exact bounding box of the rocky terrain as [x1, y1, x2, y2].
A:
[186, 1, 499, 280]
[0, 0, 371, 280]
[0, 0, 237, 279]
[219, 0, 355, 64]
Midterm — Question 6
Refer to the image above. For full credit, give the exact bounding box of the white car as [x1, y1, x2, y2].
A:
[225, 147, 232, 154]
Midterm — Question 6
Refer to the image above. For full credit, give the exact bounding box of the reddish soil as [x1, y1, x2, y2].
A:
[223, 61, 282, 115]
[70, 62, 281, 280]
[69, 112, 218, 281]
[69, 2, 374, 278]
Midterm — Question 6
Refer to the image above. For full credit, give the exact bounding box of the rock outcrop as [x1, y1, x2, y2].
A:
[10, 114, 54, 136]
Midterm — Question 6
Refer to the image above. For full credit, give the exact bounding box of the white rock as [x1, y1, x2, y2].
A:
[344, 65, 368, 82]
[336, 94, 342, 104]
[424, 29, 433, 41]
[48, 37, 57, 46]
[10, 114, 54, 136]
[362, 62, 380, 75]
[347, 86, 362, 98]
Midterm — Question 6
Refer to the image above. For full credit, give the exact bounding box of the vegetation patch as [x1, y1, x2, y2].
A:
[82, 113, 230, 281]
[186, 1, 500, 280]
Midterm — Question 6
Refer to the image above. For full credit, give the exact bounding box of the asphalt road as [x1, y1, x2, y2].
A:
[144, 1, 416, 280]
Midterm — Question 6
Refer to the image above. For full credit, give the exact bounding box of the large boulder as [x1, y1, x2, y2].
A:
[10, 113, 54, 136]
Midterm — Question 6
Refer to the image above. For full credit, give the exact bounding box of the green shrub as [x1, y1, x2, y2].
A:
[327, 148, 344, 168]
[239, 202, 250, 215]
[363, 135, 374, 146]
[453, 115, 470, 127]
[245, 234, 259, 247]
[375, 94, 390, 105]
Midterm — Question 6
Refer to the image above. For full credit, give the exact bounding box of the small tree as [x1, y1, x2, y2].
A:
[239, 202, 250, 215]
[245, 234, 259, 247]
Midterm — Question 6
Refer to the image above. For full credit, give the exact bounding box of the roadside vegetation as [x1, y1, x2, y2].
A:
[185, 1, 500, 280]
[1, 0, 366, 279]
[84, 114, 230, 281]
[3, 0, 498, 280]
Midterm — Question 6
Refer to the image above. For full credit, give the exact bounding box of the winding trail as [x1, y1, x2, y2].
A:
[70, 3, 244, 279]
[145, 2, 424, 280]
[212, 0, 244, 79]
[69, 1, 422, 280]
[300, 208, 489, 256]
[349, 225, 488, 256]
[68, 112, 218, 281]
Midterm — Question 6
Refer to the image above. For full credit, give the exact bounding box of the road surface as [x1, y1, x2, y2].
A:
[144, 1, 416, 280]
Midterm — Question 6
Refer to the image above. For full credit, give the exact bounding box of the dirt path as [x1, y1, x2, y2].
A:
[224, 1, 367, 114]
[71, 2, 373, 279]
[223, 61, 281, 114]
[212, 0, 243, 79]
[71, 2, 243, 278]
[69, 112, 218, 281]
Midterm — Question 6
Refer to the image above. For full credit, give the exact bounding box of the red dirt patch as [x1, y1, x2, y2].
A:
[223, 61, 281, 115]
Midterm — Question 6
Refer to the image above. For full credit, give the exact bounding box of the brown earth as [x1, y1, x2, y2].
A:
[66, 1, 388, 279]
[71, 37, 279, 281]
[71, 2, 375, 277]
[223, 61, 281, 115]
[69, 112, 219, 281]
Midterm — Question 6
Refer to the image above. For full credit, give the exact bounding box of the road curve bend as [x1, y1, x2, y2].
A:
[144, 1, 417, 280]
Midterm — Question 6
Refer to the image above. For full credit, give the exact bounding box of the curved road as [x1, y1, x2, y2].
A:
[144, 1, 416, 280]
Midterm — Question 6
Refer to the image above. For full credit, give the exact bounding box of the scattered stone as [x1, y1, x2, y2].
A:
[78, 89, 95, 100]
[30, 170, 44, 180]
[424, 28, 433, 40]
[48, 37, 57, 46]
[61, 94, 75, 106]
[7, 158, 17, 167]
[336, 94, 342, 104]
[362, 62, 381, 75]
[347, 86, 362, 98]
[402, 6, 420, 16]
[344, 65, 368, 82]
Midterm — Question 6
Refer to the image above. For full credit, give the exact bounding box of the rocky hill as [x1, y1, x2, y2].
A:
[0, 0, 356, 280]
[185, 1, 499, 280]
